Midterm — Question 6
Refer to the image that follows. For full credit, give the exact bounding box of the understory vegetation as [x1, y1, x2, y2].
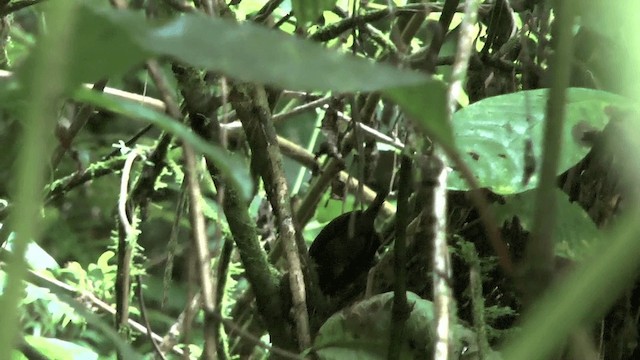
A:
[0, 0, 639, 359]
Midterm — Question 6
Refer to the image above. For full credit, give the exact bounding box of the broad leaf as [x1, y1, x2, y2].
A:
[19, 1, 452, 151]
[448, 88, 634, 194]
[25, 336, 99, 360]
[42, 2, 436, 93]
[143, 13, 429, 92]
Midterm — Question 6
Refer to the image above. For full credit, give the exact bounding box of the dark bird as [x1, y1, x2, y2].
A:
[309, 191, 387, 295]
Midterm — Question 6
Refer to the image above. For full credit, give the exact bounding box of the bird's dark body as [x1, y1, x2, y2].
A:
[308, 192, 386, 295]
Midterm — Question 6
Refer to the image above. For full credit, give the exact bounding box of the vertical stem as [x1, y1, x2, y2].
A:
[387, 155, 412, 360]
[433, 1, 480, 359]
[524, 0, 576, 304]
[0, 1, 77, 353]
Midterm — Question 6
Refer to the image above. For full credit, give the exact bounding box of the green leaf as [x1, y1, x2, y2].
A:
[24, 336, 98, 360]
[292, 0, 337, 25]
[142, 13, 429, 92]
[448, 88, 634, 194]
[1, 225, 59, 271]
[492, 189, 602, 260]
[73, 88, 253, 201]
[57, 2, 438, 93]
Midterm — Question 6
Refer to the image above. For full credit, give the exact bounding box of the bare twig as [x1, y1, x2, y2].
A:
[118, 150, 141, 235]
[114, 149, 141, 334]
[460, 241, 490, 359]
[145, 58, 220, 360]
[0, 0, 43, 16]
[183, 144, 219, 359]
[135, 275, 167, 360]
[433, 1, 480, 359]
[51, 79, 108, 170]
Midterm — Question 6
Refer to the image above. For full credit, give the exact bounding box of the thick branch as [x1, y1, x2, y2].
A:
[171, 64, 297, 354]
[230, 83, 311, 350]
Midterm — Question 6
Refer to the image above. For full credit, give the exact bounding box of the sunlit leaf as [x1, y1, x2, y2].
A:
[25, 336, 98, 360]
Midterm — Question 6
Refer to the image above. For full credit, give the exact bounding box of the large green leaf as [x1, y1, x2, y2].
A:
[73, 88, 253, 200]
[448, 88, 634, 194]
[18, 1, 451, 150]
[45, 1, 432, 93]
[492, 189, 602, 260]
[19, 2, 442, 94]
[142, 14, 428, 92]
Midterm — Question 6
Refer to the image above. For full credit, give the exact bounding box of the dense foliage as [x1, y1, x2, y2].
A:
[1, 0, 639, 359]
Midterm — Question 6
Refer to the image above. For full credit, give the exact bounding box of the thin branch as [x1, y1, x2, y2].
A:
[183, 144, 219, 359]
[45, 155, 127, 203]
[214, 236, 234, 359]
[135, 275, 167, 360]
[251, 0, 285, 24]
[50, 79, 108, 170]
[16, 266, 185, 356]
[114, 150, 141, 334]
[0, 0, 43, 16]
[460, 241, 490, 359]
[310, 3, 435, 42]
[118, 150, 141, 235]
[433, 1, 480, 360]
[145, 59, 220, 360]
[294, 157, 345, 229]
[387, 155, 412, 360]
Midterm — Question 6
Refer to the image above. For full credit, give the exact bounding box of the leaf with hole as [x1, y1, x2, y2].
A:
[448, 88, 634, 194]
